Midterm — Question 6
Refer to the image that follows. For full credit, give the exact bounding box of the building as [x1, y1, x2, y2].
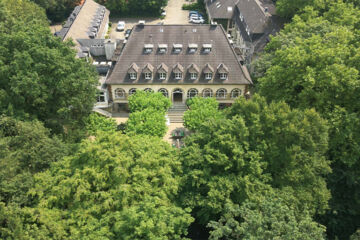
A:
[55, 0, 110, 58]
[205, 0, 279, 62]
[105, 24, 252, 111]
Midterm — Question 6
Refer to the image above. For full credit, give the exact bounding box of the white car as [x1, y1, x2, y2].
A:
[161, 10, 166, 16]
[189, 18, 205, 24]
[116, 21, 125, 31]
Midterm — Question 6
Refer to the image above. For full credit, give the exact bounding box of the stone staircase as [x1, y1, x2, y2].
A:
[167, 104, 188, 123]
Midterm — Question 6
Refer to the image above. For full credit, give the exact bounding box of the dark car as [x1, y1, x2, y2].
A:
[125, 29, 132, 39]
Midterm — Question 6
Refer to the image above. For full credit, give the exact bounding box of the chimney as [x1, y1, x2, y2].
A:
[104, 39, 116, 60]
[264, 7, 268, 13]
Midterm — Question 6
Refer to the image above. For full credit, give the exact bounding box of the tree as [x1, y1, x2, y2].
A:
[208, 191, 326, 240]
[85, 113, 117, 136]
[0, 0, 99, 134]
[126, 108, 167, 137]
[128, 90, 171, 113]
[0, 116, 69, 206]
[255, 2, 360, 238]
[183, 97, 224, 131]
[19, 133, 193, 239]
[30, 0, 82, 22]
[179, 95, 330, 231]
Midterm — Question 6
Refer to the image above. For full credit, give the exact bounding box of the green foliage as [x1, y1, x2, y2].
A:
[183, 97, 224, 131]
[208, 191, 326, 240]
[0, 0, 99, 134]
[126, 108, 167, 137]
[256, 2, 360, 238]
[0, 116, 68, 206]
[30, 0, 82, 22]
[21, 133, 193, 239]
[96, 0, 167, 16]
[128, 90, 171, 113]
[180, 95, 330, 227]
[85, 113, 117, 136]
[2, 0, 48, 25]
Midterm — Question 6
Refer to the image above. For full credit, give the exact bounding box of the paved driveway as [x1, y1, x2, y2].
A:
[110, 0, 191, 39]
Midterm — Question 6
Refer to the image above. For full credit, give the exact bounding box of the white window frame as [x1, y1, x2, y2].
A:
[216, 89, 227, 99]
[231, 89, 242, 98]
[144, 72, 152, 80]
[205, 73, 212, 80]
[190, 73, 197, 80]
[187, 88, 198, 98]
[97, 91, 106, 102]
[129, 72, 137, 80]
[158, 88, 169, 97]
[202, 89, 213, 98]
[220, 73, 228, 80]
[114, 88, 126, 99]
[175, 72, 182, 80]
[159, 72, 166, 80]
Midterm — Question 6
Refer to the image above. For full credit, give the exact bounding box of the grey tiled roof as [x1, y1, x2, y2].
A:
[106, 24, 252, 85]
[205, 0, 237, 20]
[236, 0, 270, 34]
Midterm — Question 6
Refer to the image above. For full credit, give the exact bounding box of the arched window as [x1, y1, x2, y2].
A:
[129, 88, 137, 95]
[114, 88, 126, 99]
[216, 88, 227, 99]
[144, 88, 154, 92]
[187, 88, 198, 99]
[231, 88, 242, 98]
[202, 88, 213, 98]
[158, 88, 168, 97]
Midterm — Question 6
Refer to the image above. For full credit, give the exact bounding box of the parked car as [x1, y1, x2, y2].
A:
[161, 10, 166, 16]
[189, 12, 203, 18]
[116, 21, 125, 31]
[188, 10, 199, 17]
[125, 29, 132, 39]
[189, 15, 203, 20]
[189, 18, 205, 24]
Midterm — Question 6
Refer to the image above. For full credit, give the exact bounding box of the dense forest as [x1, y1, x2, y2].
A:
[0, 0, 360, 239]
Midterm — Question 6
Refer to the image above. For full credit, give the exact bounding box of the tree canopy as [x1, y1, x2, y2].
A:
[128, 90, 171, 113]
[0, 0, 99, 134]
[10, 133, 193, 239]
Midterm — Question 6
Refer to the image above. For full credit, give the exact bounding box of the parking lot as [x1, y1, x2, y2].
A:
[110, 0, 192, 39]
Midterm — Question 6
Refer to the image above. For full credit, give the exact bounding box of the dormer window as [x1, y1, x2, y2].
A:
[144, 72, 152, 80]
[188, 43, 198, 53]
[175, 72, 182, 80]
[159, 72, 166, 80]
[203, 44, 212, 53]
[205, 73, 212, 80]
[190, 73, 197, 80]
[129, 73, 137, 80]
[173, 44, 183, 54]
[144, 44, 154, 54]
[220, 73, 228, 80]
[158, 44, 168, 54]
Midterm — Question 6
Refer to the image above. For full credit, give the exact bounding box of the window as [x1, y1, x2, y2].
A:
[216, 88, 227, 99]
[129, 88, 137, 95]
[114, 88, 126, 99]
[187, 88, 198, 98]
[190, 73, 197, 80]
[97, 91, 105, 102]
[159, 72, 166, 80]
[144, 72, 152, 80]
[231, 88, 242, 98]
[205, 73, 212, 80]
[189, 48, 197, 53]
[144, 88, 153, 92]
[144, 48, 153, 54]
[175, 72, 182, 80]
[158, 88, 168, 97]
[220, 73, 228, 80]
[129, 72, 137, 80]
[203, 48, 211, 53]
[202, 88, 213, 98]
[174, 48, 182, 54]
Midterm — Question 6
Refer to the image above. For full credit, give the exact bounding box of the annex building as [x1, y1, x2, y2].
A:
[105, 24, 252, 111]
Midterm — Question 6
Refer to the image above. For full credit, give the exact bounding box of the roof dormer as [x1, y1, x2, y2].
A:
[173, 63, 184, 80]
[128, 63, 139, 80]
[157, 63, 169, 73]
[158, 44, 168, 54]
[187, 63, 200, 74]
[142, 63, 154, 80]
[203, 63, 214, 73]
[217, 63, 229, 73]
[188, 43, 198, 54]
[144, 44, 154, 54]
[202, 44, 212, 54]
[173, 44, 183, 54]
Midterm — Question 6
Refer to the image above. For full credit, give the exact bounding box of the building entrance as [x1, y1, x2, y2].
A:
[172, 89, 183, 103]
